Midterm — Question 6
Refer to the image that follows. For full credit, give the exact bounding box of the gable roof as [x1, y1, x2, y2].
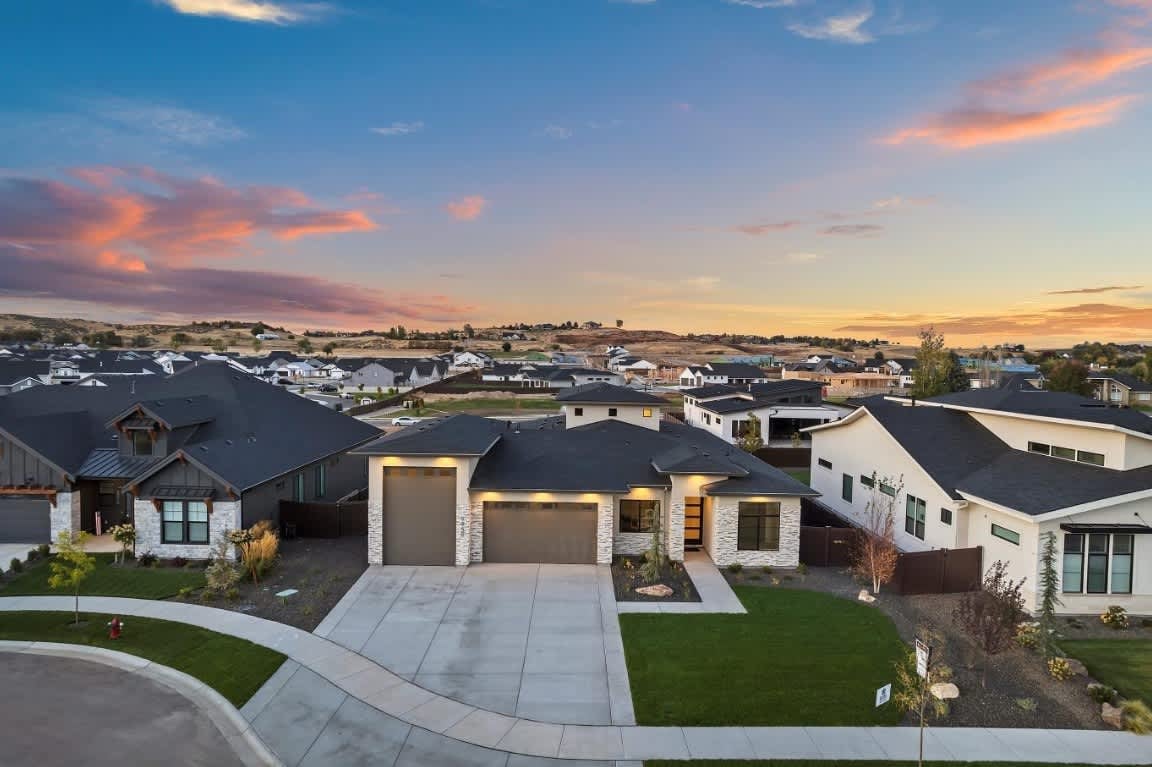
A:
[352, 414, 503, 457]
[704, 362, 768, 379]
[1088, 372, 1152, 393]
[554, 382, 666, 405]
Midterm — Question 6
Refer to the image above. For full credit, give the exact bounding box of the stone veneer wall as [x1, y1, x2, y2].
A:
[666, 497, 685, 562]
[613, 532, 650, 556]
[708, 496, 801, 568]
[367, 496, 383, 565]
[49, 491, 81, 541]
[453, 499, 471, 566]
[595, 498, 614, 565]
[134, 499, 240, 560]
[468, 501, 484, 563]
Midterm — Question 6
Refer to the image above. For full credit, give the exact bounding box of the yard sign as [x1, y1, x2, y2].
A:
[875, 683, 891, 707]
[915, 638, 932, 679]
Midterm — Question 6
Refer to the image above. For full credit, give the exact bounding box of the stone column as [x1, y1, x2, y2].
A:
[49, 491, 81, 542]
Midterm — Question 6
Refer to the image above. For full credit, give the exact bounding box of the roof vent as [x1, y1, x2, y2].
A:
[199, 445, 208, 451]
[225, 439, 233, 446]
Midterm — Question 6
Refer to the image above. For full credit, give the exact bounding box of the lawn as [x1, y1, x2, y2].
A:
[620, 586, 905, 726]
[0, 611, 284, 707]
[1, 553, 205, 599]
[645, 762, 1108, 767]
[407, 397, 562, 415]
[785, 469, 811, 484]
[1060, 639, 1152, 704]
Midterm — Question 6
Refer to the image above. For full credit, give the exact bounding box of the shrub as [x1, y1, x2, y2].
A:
[225, 587, 239, 601]
[761, 565, 773, 575]
[1122, 699, 1152, 735]
[37, 543, 50, 558]
[176, 586, 196, 600]
[231, 521, 280, 584]
[1143, 617, 1152, 629]
[1015, 621, 1042, 650]
[205, 535, 241, 596]
[170, 557, 188, 569]
[26, 548, 40, 562]
[137, 552, 157, 567]
[1087, 684, 1119, 706]
[9, 557, 23, 573]
[1047, 656, 1073, 681]
[1100, 605, 1130, 630]
[726, 562, 743, 574]
[1014, 697, 1038, 712]
[796, 562, 809, 576]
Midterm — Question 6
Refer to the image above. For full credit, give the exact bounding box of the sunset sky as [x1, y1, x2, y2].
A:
[2, 0, 1150, 346]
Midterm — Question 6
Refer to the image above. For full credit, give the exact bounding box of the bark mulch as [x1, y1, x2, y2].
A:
[612, 555, 701, 602]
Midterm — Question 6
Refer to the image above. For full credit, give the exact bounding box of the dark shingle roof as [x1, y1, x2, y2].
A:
[928, 381, 1152, 435]
[682, 385, 741, 399]
[1089, 372, 1152, 393]
[352, 414, 504, 456]
[107, 395, 217, 430]
[704, 363, 768, 379]
[554, 383, 665, 404]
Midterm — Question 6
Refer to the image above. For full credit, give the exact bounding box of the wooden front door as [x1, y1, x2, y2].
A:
[684, 496, 703, 550]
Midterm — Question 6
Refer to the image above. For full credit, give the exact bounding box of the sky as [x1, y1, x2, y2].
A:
[1, 0, 1151, 346]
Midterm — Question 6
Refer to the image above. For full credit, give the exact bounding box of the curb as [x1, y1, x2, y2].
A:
[0, 641, 283, 767]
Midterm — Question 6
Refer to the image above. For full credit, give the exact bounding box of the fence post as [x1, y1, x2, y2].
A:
[939, 549, 948, 593]
[824, 525, 832, 567]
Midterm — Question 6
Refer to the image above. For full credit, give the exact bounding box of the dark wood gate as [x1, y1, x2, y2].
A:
[279, 500, 368, 538]
[799, 526, 856, 567]
[892, 546, 983, 595]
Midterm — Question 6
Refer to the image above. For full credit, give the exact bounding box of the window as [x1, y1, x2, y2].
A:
[817, 458, 832, 470]
[131, 430, 153, 456]
[841, 474, 853, 503]
[642, 408, 653, 418]
[293, 473, 305, 501]
[1077, 450, 1105, 466]
[1028, 441, 1050, 455]
[940, 507, 953, 526]
[608, 408, 618, 417]
[1052, 445, 1076, 460]
[879, 481, 896, 497]
[991, 523, 1020, 546]
[1029, 441, 1106, 466]
[1062, 534, 1084, 593]
[574, 407, 583, 416]
[860, 474, 875, 488]
[737, 502, 781, 551]
[161, 500, 209, 544]
[314, 464, 327, 498]
[1087, 534, 1109, 593]
[619, 499, 660, 533]
[905, 495, 926, 539]
[1112, 535, 1133, 594]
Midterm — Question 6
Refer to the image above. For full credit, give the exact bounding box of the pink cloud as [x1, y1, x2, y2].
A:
[732, 221, 801, 235]
[973, 45, 1152, 94]
[446, 195, 488, 221]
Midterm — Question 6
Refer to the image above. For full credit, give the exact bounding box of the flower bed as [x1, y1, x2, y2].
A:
[611, 555, 700, 602]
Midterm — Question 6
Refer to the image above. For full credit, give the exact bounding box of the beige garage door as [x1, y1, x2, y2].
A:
[382, 466, 457, 565]
[483, 501, 598, 564]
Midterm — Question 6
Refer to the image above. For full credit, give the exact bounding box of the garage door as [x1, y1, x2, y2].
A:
[0, 498, 50, 543]
[483, 501, 598, 564]
[381, 466, 457, 565]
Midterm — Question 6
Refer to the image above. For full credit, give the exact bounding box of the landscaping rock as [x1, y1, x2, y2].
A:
[931, 682, 960, 700]
[1064, 658, 1088, 676]
[857, 589, 876, 603]
[635, 584, 674, 598]
[1102, 702, 1124, 729]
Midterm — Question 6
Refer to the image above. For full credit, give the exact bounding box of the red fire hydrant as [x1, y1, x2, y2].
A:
[108, 616, 122, 640]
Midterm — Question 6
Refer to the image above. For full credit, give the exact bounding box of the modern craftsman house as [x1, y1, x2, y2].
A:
[0, 364, 379, 556]
[682, 380, 843, 444]
[806, 379, 1152, 614]
[353, 383, 814, 568]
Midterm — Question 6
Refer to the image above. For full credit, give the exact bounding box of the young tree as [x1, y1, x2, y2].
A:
[1047, 360, 1092, 396]
[322, 341, 337, 356]
[132, 334, 154, 348]
[850, 474, 901, 595]
[910, 327, 953, 398]
[953, 560, 1026, 687]
[737, 413, 764, 453]
[48, 531, 96, 625]
[108, 523, 136, 565]
[892, 628, 954, 767]
[297, 338, 313, 354]
[463, 323, 475, 338]
[1036, 532, 1062, 658]
[615, 319, 624, 328]
[502, 341, 512, 353]
[945, 350, 970, 392]
[211, 339, 228, 353]
[170, 332, 190, 350]
[250, 322, 266, 337]
[640, 503, 665, 585]
[252, 338, 263, 353]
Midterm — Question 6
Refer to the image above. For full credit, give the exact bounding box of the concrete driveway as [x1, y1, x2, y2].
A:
[315, 564, 634, 726]
[0, 544, 36, 573]
[0, 654, 243, 767]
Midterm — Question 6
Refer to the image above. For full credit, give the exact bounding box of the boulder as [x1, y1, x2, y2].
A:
[635, 584, 674, 598]
[857, 589, 876, 604]
[1102, 702, 1124, 729]
[1065, 658, 1088, 676]
[930, 682, 960, 700]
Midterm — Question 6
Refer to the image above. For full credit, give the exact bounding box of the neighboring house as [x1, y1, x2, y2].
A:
[352, 382, 814, 567]
[682, 380, 842, 444]
[805, 378, 1152, 614]
[1089, 373, 1152, 408]
[609, 356, 660, 378]
[0, 363, 379, 551]
[450, 351, 494, 370]
[0, 361, 44, 396]
[782, 367, 899, 397]
[678, 362, 771, 389]
[482, 363, 623, 388]
[255, 332, 281, 340]
[343, 358, 448, 391]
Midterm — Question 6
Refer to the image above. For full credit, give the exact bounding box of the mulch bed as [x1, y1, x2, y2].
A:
[612, 555, 701, 602]
[202, 536, 367, 631]
[726, 566, 1109, 730]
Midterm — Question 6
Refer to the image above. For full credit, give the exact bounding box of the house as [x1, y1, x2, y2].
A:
[782, 367, 899, 397]
[608, 356, 660, 378]
[0, 363, 379, 552]
[343, 358, 448, 391]
[0, 361, 44, 396]
[351, 382, 814, 567]
[805, 378, 1152, 614]
[1089, 373, 1152, 408]
[450, 351, 494, 371]
[678, 362, 771, 389]
[482, 363, 624, 389]
[255, 332, 281, 341]
[682, 380, 843, 444]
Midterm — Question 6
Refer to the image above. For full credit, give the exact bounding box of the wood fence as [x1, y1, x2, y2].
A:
[799, 525, 856, 567]
[891, 546, 983, 595]
[753, 447, 812, 469]
[279, 499, 369, 538]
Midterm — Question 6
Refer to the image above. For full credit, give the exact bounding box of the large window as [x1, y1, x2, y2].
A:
[161, 501, 209, 544]
[737, 502, 781, 551]
[619, 499, 660, 533]
[905, 495, 926, 540]
[293, 473, 305, 501]
[315, 464, 327, 498]
[1112, 535, 1133, 594]
[1087, 534, 1109, 593]
[1062, 534, 1084, 593]
[991, 523, 1020, 545]
[130, 430, 153, 456]
[841, 474, 853, 503]
[1064, 533, 1135, 594]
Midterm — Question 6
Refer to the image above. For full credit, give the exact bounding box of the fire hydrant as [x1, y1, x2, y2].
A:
[108, 616, 123, 640]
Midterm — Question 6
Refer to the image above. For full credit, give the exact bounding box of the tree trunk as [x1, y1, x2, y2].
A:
[73, 589, 79, 626]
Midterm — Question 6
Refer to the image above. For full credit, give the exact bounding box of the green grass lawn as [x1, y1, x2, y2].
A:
[1060, 639, 1152, 703]
[646, 762, 1112, 767]
[407, 397, 562, 414]
[1, 553, 205, 599]
[621, 586, 905, 726]
[0, 611, 284, 707]
[785, 469, 811, 484]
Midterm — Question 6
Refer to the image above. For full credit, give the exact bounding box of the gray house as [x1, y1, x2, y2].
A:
[0, 363, 379, 556]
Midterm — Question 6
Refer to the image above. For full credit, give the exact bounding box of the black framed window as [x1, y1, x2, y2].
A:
[940, 507, 952, 525]
[1087, 534, 1109, 593]
[315, 464, 327, 498]
[905, 495, 926, 540]
[817, 458, 832, 470]
[860, 474, 875, 488]
[642, 408, 653, 418]
[879, 481, 896, 497]
[1077, 450, 1105, 466]
[737, 501, 781, 551]
[161, 500, 209, 544]
[841, 474, 853, 503]
[1062, 534, 1084, 593]
[131, 430, 153, 456]
[991, 523, 1020, 545]
[1112, 534, 1133, 594]
[619, 499, 660, 533]
[293, 473, 305, 501]
[608, 408, 618, 417]
[574, 407, 583, 416]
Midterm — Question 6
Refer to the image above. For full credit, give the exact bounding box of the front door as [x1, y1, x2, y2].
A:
[684, 496, 703, 550]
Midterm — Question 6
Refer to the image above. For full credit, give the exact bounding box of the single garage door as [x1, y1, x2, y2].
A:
[0, 498, 51, 543]
[483, 501, 597, 564]
[381, 466, 457, 565]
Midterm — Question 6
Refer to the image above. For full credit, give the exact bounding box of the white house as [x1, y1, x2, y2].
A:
[450, 351, 494, 371]
[678, 362, 771, 389]
[805, 381, 1152, 615]
[683, 381, 843, 444]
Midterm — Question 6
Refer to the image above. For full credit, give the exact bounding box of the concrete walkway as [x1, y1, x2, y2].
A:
[3, 595, 1150, 765]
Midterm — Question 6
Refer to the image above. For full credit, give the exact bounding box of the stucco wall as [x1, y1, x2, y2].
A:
[706, 495, 801, 567]
[967, 411, 1132, 469]
[133, 498, 240, 560]
[563, 403, 661, 431]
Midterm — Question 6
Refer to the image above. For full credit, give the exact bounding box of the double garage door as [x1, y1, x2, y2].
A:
[0, 498, 50, 543]
[378, 466, 597, 565]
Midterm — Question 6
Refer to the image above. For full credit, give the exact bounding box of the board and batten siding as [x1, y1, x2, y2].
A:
[240, 452, 367, 527]
[0, 432, 65, 488]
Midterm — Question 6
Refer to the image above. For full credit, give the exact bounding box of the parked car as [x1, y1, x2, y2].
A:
[276, 379, 294, 386]
[391, 416, 420, 426]
[320, 384, 338, 393]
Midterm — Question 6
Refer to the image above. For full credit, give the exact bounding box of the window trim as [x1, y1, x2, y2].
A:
[1111, 534, 1133, 595]
[940, 507, 953, 526]
[817, 458, 832, 470]
[1086, 533, 1109, 593]
[130, 429, 154, 457]
[293, 473, 305, 502]
[904, 495, 926, 540]
[1062, 533, 1084, 593]
[991, 523, 1020, 546]
[736, 501, 782, 552]
[619, 499, 661, 533]
[841, 473, 853, 503]
[314, 463, 327, 499]
[608, 407, 618, 417]
[160, 500, 210, 545]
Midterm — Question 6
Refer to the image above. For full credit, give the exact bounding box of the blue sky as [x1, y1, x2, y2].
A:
[2, 0, 1150, 344]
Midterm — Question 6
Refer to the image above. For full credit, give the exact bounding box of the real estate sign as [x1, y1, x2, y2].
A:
[915, 639, 932, 679]
[875, 683, 892, 707]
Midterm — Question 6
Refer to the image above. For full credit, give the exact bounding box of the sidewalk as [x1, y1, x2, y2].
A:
[3, 594, 1150, 765]
[615, 551, 746, 614]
